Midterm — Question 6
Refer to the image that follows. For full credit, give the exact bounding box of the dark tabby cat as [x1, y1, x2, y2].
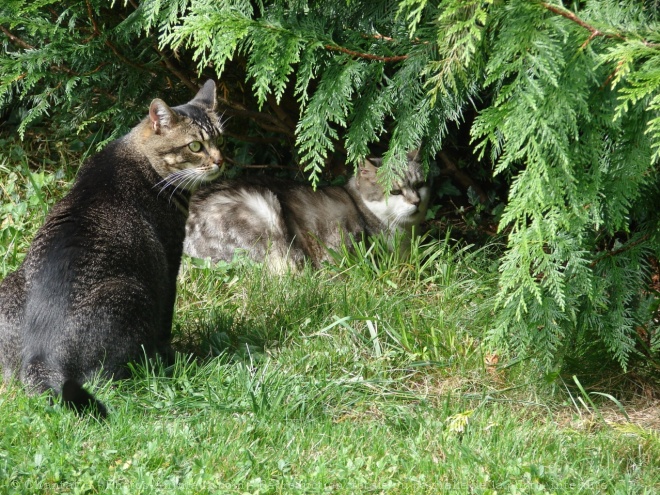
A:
[0, 80, 224, 416]
[184, 151, 430, 270]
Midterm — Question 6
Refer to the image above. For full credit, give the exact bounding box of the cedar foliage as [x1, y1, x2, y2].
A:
[2, 0, 660, 370]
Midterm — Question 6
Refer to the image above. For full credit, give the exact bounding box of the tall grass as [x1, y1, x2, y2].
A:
[1, 156, 658, 493]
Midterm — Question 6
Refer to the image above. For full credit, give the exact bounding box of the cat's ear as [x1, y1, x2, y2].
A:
[190, 80, 217, 111]
[406, 148, 421, 162]
[149, 99, 178, 134]
[367, 157, 383, 167]
[359, 158, 379, 180]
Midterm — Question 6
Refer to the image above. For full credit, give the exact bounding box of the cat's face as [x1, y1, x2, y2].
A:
[134, 80, 224, 192]
[357, 151, 430, 229]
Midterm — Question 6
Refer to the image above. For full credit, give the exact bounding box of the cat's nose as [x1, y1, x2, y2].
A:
[212, 150, 224, 166]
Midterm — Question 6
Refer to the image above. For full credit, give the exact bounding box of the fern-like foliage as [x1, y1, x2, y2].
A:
[158, 0, 463, 186]
[471, 0, 660, 368]
[0, 1, 183, 148]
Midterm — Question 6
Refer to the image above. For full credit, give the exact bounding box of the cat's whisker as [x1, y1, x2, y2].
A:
[157, 176, 177, 197]
[175, 172, 198, 198]
[185, 168, 206, 188]
[187, 174, 204, 192]
[154, 172, 188, 200]
[155, 168, 199, 202]
[153, 175, 172, 192]
[153, 163, 213, 200]
[393, 210, 408, 223]
[383, 211, 402, 227]
[393, 210, 413, 228]
[166, 170, 193, 201]
[168, 168, 211, 201]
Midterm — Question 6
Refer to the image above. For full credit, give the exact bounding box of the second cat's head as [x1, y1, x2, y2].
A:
[132, 80, 224, 192]
[356, 150, 431, 229]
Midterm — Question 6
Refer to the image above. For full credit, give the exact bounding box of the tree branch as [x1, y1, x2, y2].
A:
[241, 163, 300, 171]
[223, 131, 285, 144]
[539, 1, 660, 49]
[438, 151, 487, 204]
[85, 0, 101, 36]
[216, 96, 296, 138]
[266, 93, 296, 133]
[539, 2, 614, 39]
[323, 44, 408, 62]
[590, 234, 651, 268]
[152, 42, 198, 92]
[1, 26, 35, 50]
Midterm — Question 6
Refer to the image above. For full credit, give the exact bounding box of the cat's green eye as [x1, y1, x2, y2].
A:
[188, 141, 203, 153]
[215, 135, 225, 148]
[390, 189, 402, 195]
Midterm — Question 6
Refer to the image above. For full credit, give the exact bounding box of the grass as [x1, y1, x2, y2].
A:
[1, 157, 659, 494]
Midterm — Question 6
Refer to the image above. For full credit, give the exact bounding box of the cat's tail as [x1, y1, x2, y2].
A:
[61, 379, 108, 419]
[22, 358, 108, 418]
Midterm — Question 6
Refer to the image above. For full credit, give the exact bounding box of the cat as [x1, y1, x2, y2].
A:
[183, 150, 430, 270]
[0, 80, 224, 417]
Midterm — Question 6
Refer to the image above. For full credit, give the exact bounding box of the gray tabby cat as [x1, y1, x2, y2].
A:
[0, 80, 224, 417]
[184, 151, 430, 270]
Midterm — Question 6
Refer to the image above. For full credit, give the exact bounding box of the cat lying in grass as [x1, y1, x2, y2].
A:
[184, 151, 430, 270]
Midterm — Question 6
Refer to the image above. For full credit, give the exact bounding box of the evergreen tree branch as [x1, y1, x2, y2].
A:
[0, 26, 80, 78]
[539, 2, 618, 41]
[590, 234, 651, 268]
[216, 96, 295, 138]
[81, 1, 157, 76]
[1, 26, 34, 50]
[368, 33, 394, 42]
[539, 1, 660, 49]
[241, 163, 299, 171]
[223, 131, 286, 145]
[266, 93, 296, 133]
[152, 42, 198, 92]
[104, 40, 157, 76]
[438, 151, 487, 203]
[323, 43, 408, 62]
[85, 0, 101, 37]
